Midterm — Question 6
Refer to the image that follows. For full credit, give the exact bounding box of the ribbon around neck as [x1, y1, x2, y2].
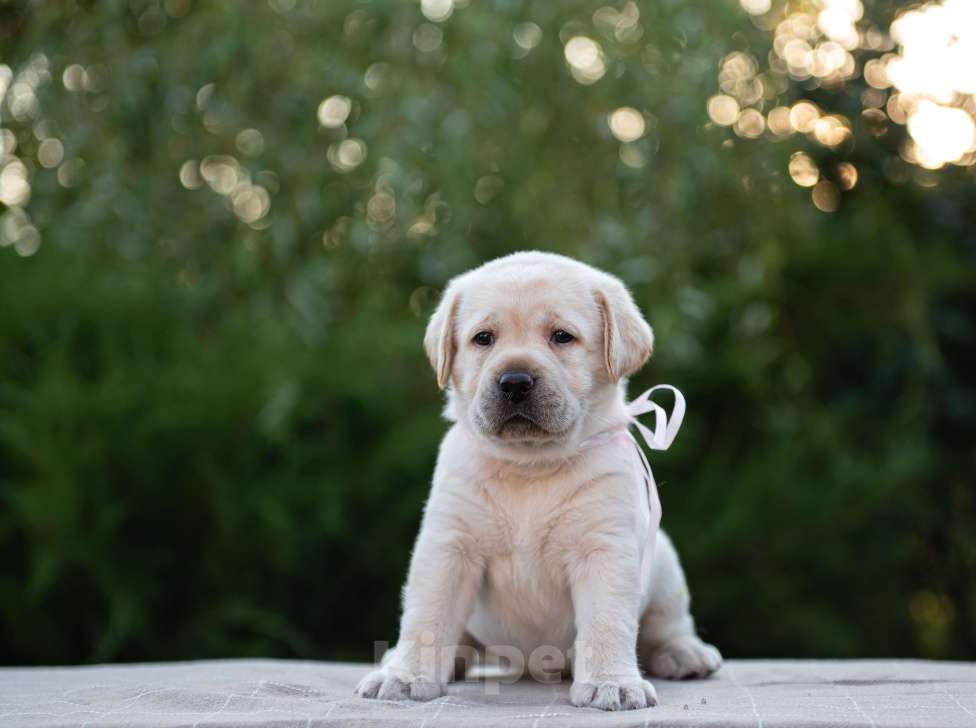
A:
[577, 384, 685, 595]
[577, 384, 686, 456]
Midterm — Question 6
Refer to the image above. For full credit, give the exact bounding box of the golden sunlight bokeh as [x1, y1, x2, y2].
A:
[887, 0, 976, 168]
[718, 0, 976, 209]
[0, 57, 47, 256]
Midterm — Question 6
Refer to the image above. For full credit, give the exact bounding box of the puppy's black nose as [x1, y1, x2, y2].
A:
[499, 371, 534, 403]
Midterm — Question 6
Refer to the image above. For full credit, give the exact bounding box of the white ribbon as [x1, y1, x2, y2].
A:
[622, 385, 683, 496]
[577, 384, 685, 594]
[578, 384, 686, 458]
[625, 384, 686, 452]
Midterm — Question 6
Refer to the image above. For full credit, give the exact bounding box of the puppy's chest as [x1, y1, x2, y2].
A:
[476, 486, 571, 592]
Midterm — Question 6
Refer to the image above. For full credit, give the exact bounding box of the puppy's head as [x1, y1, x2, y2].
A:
[424, 252, 653, 457]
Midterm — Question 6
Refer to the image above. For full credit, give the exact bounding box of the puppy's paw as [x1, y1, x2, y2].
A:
[645, 635, 722, 679]
[355, 667, 445, 702]
[570, 677, 657, 711]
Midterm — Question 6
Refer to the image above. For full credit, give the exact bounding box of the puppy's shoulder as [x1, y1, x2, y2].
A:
[427, 425, 493, 509]
[557, 438, 649, 518]
[431, 423, 477, 483]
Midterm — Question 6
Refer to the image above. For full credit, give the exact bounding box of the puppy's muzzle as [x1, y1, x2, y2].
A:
[498, 371, 534, 404]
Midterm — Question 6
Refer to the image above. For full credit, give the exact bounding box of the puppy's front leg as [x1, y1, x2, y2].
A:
[568, 537, 657, 711]
[356, 512, 483, 702]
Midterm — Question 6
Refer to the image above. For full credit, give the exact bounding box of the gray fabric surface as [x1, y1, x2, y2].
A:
[1, 659, 974, 727]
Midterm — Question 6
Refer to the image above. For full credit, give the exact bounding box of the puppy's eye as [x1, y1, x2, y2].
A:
[551, 329, 575, 345]
[472, 331, 495, 346]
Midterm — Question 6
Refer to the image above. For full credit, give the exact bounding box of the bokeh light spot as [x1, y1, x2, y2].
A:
[863, 59, 890, 89]
[38, 138, 64, 168]
[734, 108, 766, 138]
[367, 190, 396, 230]
[811, 179, 840, 211]
[812, 114, 852, 148]
[420, 0, 453, 23]
[62, 64, 87, 91]
[564, 36, 606, 84]
[232, 185, 271, 224]
[789, 101, 820, 133]
[364, 63, 389, 93]
[513, 22, 542, 51]
[837, 161, 858, 190]
[861, 107, 889, 137]
[200, 155, 239, 195]
[328, 138, 367, 173]
[317, 95, 352, 128]
[608, 107, 645, 142]
[788, 152, 819, 187]
[179, 160, 202, 189]
[707, 95, 739, 126]
[619, 143, 647, 168]
[236, 129, 265, 157]
[0, 159, 31, 206]
[0, 129, 15, 156]
[739, 0, 771, 16]
[413, 23, 443, 52]
[14, 224, 41, 257]
[907, 100, 976, 169]
[767, 106, 793, 135]
[56, 158, 84, 188]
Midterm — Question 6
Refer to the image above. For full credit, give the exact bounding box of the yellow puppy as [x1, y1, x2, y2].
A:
[357, 252, 721, 711]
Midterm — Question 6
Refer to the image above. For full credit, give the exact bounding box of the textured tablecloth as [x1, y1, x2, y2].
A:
[1, 658, 974, 727]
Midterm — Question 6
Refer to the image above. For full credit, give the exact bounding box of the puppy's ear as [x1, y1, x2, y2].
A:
[595, 282, 654, 382]
[424, 286, 461, 389]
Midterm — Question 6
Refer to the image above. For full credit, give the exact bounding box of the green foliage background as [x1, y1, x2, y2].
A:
[0, 0, 973, 665]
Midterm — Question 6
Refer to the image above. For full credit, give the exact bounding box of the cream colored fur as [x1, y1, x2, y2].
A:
[356, 252, 721, 711]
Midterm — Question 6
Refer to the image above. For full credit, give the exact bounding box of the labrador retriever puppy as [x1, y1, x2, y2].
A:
[356, 251, 720, 711]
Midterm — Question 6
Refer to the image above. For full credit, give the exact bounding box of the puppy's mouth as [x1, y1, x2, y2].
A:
[496, 413, 550, 438]
[470, 386, 578, 445]
[489, 407, 575, 443]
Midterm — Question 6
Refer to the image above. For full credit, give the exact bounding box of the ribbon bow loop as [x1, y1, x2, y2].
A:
[626, 384, 686, 452]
